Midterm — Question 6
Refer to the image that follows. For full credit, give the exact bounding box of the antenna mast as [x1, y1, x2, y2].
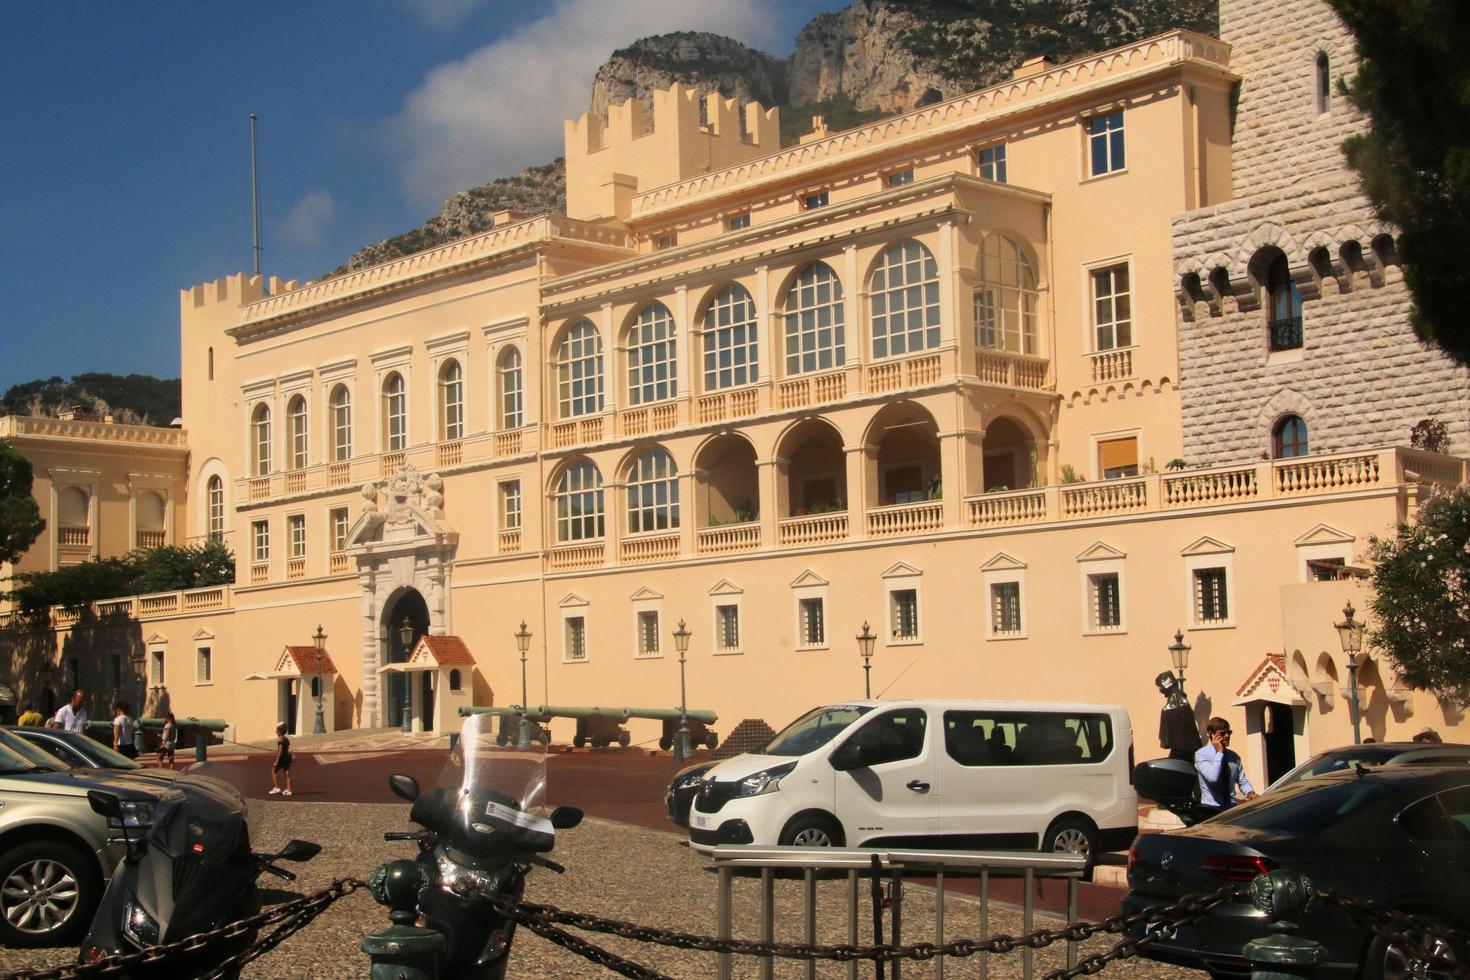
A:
[249, 114, 261, 277]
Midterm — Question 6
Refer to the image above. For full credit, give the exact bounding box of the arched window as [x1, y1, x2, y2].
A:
[497, 347, 524, 430]
[207, 476, 225, 542]
[1273, 415, 1309, 458]
[329, 385, 352, 461]
[382, 373, 407, 451]
[448, 669, 462, 692]
[784, 261, 845, 376]
[870, 240, 940, 358]
[975, 234, 1039, 354]
[251, 404, 272, 475]
[138, 491, 166, 532]
[1316, 52, 1331, 114]
[627, 448, 679, 533]
[554, 460, 604, 542]
[557, 320, 604, 419]
[1266, 253, 1304, 352]
[438, 359, 463, 441]
[702, 283, 758, 391]
[58, 486, 89, 529]
[627, 302, 677, 405]
[287, 395, 308, 470]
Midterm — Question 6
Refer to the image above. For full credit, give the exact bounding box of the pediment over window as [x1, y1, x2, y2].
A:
[789, 569, 829, 588]
[708, 579, 743, 596]
[145, 632, 168, 646]
[1293, 523, 1354, 547]
[980, 552, 1027, 572]
[881, 561, 923, 579]
[1181, 535, 1234, 557]
[628, 586, 663, 602]
[557, 592, 589, 608]
[192, 628, 215, 642]
[1075, 541, 1126, 562]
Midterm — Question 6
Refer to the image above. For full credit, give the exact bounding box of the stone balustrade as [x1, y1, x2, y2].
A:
[778, 512, 850, 547]
[546, 541, 605, 571]
[866, 500, 944, 537]
[696, 522, 761, 556]
[619, 531, 681, 564]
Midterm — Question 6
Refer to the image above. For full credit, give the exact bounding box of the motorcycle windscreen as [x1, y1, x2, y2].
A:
[431, 713, 555, 852]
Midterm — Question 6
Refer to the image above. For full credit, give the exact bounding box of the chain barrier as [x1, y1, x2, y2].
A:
[1319, 888, 1470, 980]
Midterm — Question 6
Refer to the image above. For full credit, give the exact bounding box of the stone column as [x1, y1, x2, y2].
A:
[844, 444, 873, 540]
[757, 457, 785, 548]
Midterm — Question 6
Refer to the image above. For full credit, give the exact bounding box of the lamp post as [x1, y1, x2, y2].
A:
[1168, 629, 1191, 695]
[128, 649, 146, 718]
[397, 618, 414, 733]
[312, 625, 327, 735]
[1335, 601, 1365, 744]
[856, 622, 876, 698]
[672, 619, 691, 764]
[515, 621, 532, 751]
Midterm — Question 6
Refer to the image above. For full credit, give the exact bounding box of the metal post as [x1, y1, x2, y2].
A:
[1023, 867, 1035, 980]
[312, 624, 326, 735]
[857, 622, 876, 699]
[717, 865, 733, 980]
[1335, 602, 1365, 745]
[1347, 653, 1361, 745]
[803, 868, 817, 980]
[363, 860, 444, 979]
[398, 618, 413, 734]
[1243, 870, 1325, 979]
[195, 733, 206, 763]
[673, 619, 691, 763]
[516, 622, 532, 751]
[760, 866, 775, 980]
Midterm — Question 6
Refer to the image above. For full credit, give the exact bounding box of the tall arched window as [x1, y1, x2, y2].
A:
[329, 385, 352, 461]
[627, 302, 677, 405]
[287, 395, 308, 470]
[207, 476, 225, 542]
[251, 404, 272, 476]
[975, 234, 1039, 354]
[702, 283, 758, 391]
[557, 320, 604, 419]
[1266, 252, 1304, 352]
[554, 460, 604, 542]
[382, 373, 407, 451]
[784, 261, 845, 376]
[1273, 415, 1309, 458]
[438, 359, 463, 441]
[1315, 52, 1331, 114]
[497, 347, 524, 429]
[58, 486, 89, 530]
[870, 240, 940, 358]
[626, 448, 679, 533]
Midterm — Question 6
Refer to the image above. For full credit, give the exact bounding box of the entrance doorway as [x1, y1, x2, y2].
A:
[420, 673, 435, 731]
[384, 589, 429, 729]
[1263, 703, 1296, 785]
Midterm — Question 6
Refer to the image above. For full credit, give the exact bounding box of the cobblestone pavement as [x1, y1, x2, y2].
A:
[4, 800, 1208, 979]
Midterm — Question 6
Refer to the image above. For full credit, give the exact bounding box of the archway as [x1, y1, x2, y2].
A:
[696, 433, 758, 526]
[383, 589, 429, 729]
[778, 419, 847, 515]
[867, 403, 941, 505]
[982, 416, 1033, 492]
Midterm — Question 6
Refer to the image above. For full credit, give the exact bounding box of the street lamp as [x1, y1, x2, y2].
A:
[397, 617, 414, 733]
[1335, 600, 1365, 744]
[1168, 629, 1191, 695]
[672, 619, 692, 764]
[856, 622, 877, 698]
[515, 621, 532, 751]
[312, 625, 327, 735]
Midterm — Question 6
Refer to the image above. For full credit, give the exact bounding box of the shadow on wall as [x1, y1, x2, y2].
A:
[59, 609, 148, 717]
[1193, 691, 1214, 730]
[471, 672, 494, 709]
[0, 615, 60, 716]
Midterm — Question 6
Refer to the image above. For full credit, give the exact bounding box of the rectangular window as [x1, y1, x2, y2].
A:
[501, 480, 522, 530]
[716, 604, 740, 652]
[287, 514, 306, 558]
[802, 189, 829, 210]
[108, 654, 122, 690]
[1307, 557, 1345, 582]
[565, 616, 587, 661]
[1098, 436, 1139, 479]
[991, 582, 1022, 636]
[330, 507, 350, 552]
[1194, 567, 1229, 623]
[725, 212, 750, 232]
[653, 232, 677, 251]
[67, 658, 80, 693]
[637, 610, 660, 657]
[1091, 264, 1132, 350]
[197, 647, 212, 684]
[885, 168, 914, 188]
[1088, 110, 1125, 176]
[943, 710, 1114, 766]
[890, 589, 919, 640]
[799, 597, 826, 647]
[252, 520, 270, 561]
[150, 650, 165, 686]
[1089, 573, 1122, 629]
[978, 143, 1007, 182]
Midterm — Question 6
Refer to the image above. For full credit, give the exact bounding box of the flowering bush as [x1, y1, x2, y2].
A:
[1367, 486, 1470, 706]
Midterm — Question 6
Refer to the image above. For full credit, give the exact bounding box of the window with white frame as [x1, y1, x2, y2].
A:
[978, 143, 1007, 182]
[975, 234, 1038, 354]
[197, 646, 212, 684]
[557, 319, 604, 419]
[636, 610, 660, 658]
[252, 520, 269, 561]
[802, 189, 829, 210]
[439, 359, 464, 441]
[108, 653, 122, 690]
[330, 385, 352, 461]
[206, 477, 225, 542]
[627, 302, 677, 405]
[982, 556, 1027, 639]
[991, 582, 1022, 636]
[1089, 572, 1122, 630]
[564, 616, 587, 661]
[554, 460, 604, 542]
[1183, 539, 1236, 629]
[626, 448, 679, 534]
[890, 589, 919, 641]
[150, 650, 165, 686]
[716, 604, 740, 652]
[287, 514, 306, 558]
[885, 167, 914, 187]
[870, 240, 940, 359]
[330, 507, 349, 552]
[1087, 110, 1125, 176]
[798, 597, 826, 648]
[497, 347, 523, 429]
[1193, 567, 1229, 624]
[784, 261, 845, 376]
[500, 480, 522, 530]
[251, 404, 272, 476]
[725, 212, 750, 232]
[703, 283, 759, 391]
[382, 372, 407, 451]
[287, 395, 308, 470]
[1091, 264, 1132, 351]
[1295, 528, 1354, 583]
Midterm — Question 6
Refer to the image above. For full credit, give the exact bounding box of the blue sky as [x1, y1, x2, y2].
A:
[0, 0, 841, 393]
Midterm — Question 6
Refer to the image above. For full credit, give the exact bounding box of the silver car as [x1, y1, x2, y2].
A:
[1267, 740, 1470, 791]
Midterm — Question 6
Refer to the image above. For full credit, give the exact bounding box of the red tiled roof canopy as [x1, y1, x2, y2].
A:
[284, 645, 338, 674]
[415, 635, 475, 666]
[1235, 653, 1286, 698]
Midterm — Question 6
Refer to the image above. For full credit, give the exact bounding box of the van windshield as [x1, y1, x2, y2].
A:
[764, 705, 873, 757]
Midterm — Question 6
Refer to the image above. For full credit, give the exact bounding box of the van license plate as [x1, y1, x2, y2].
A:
[692, 814, 708, 829]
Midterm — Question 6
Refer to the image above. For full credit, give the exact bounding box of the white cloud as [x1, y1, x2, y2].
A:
[390, 0, 786, 206]
[278, 191, 337, 247]
[398, 0, 483, 30]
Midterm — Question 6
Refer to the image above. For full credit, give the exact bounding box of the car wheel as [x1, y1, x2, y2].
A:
[1043, 816, 1097, 879]
[0, 840, 100, 947]
[1363, 915, 1463, 980]
[780, 814, 845, 848]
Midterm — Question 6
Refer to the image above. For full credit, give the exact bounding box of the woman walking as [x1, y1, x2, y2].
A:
[269, 722, 293, 797]
[157, 712, 177, 768]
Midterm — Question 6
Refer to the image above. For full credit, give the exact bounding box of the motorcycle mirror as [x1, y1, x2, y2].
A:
[277, 839, 322, 863]
[87, 790, 123, 819]
[388, 774, 420, 802]
[549, 806, 583, 830]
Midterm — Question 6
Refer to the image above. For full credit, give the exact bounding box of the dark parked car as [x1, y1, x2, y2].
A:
[1125, 765, 1470, 977]
[665, 761, 716, 827]
[5, 727, 143, 771]
[1266, 741, 1470, 791]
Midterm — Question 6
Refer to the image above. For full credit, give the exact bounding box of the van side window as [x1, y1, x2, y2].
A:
[850, 708, 927, 766]
[943, 711, 1114, 766]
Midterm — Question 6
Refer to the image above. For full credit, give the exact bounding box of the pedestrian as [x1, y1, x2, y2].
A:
[112, 702, 138, 759]
[1412, 727, 1443, 744]
[52, 689, 87, 733]
[16, 702, 43, 727]
[1194, 716, 1257, 813]
[269, 722, 293, 797]
[158, 712, 177, 768]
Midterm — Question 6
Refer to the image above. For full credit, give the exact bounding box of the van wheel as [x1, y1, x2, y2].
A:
[780, 814, 845, 848]
[0, 840, 100, 947]
[1043, 817, 1097, 878]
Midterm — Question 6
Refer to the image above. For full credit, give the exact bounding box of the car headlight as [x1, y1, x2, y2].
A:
[118, 800, 156, 829]
[733, 762, 797, 798]
[676, 769, 712, 791]
[122, 890, 160, 948]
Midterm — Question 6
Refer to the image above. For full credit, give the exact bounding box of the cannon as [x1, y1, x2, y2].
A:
[455, 706, 550, 746]
[457, 704, 718, 751]
[536, 706, 633, 748]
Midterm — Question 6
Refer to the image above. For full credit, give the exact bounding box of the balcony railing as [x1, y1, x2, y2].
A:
[329, 552, 348, 575]
[618, 403, 679, 437]
[696, 388, 759, 424]
[777, 370, 847, 410]
[778, 512, 849, 547]
[282, 470, 305, 494]
[1061, 479, 1148, 518]
[248, 477, 271, 501]
[287, 557, 306, 580]
[865, 353, 943, 394]
[494, 429, 524, 458]
[250, 561, 269, 584]
[1, 585, 233, 631]
[135, 530, 166, 550]
[380, 451, 406, 475]
[499, 528, 522, 554]
[549, 415, 606, 449]
[546, 541, 605, 571]
[328, 461, 352, 486]
[975, 350, 1051, 390]
[697, 522, 761, 556]
[619, 531, 680, 565]
[58, 526, 90, 547]
[867, 500, 943, 537]
[967, 488, 1048, 527]
[1089, 347, 1135, 383]
[1275, 452, 1379, 494]
[437, 440, 462, 467]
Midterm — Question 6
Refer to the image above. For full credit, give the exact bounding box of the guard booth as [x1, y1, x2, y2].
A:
[376, 635, 476, 734]
[244, 645, 339, 736]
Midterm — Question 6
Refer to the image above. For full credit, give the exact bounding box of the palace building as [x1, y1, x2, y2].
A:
[4, 0, 1468, 787]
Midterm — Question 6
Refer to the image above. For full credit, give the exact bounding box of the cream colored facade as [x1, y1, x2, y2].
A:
[3, 7, 1468, 788]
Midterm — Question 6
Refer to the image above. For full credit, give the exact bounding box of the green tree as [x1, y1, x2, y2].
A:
[1330, 0, 1470, 366]
[1366, 487, 1470, 706]
[7, 540, 235, 615]
[0, 442, 45, 565]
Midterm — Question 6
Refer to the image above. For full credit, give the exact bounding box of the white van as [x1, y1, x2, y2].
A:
[687, 700, 1136, 866]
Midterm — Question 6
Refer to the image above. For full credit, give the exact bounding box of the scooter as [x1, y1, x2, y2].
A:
[80, 778, 320, 978]
[383, 712, 582, 979]
[1132, 757, 1218, 827]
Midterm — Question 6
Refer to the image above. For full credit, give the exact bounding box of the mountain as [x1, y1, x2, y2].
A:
[334, 0, 1218, 273]
[1, 373, 181, 427]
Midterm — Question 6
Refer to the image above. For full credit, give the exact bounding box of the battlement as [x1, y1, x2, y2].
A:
[564, 82, 779, 222]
